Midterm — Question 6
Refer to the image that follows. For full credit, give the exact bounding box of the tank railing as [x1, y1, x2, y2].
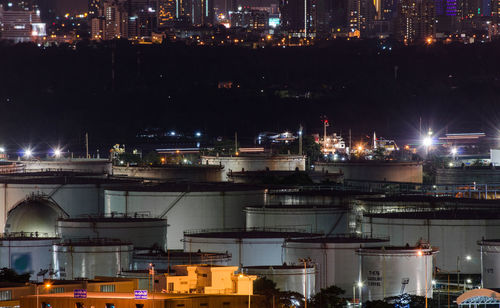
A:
[73, 211, 152, 219]
[269, 181, 500, 200]
[319, 232, 390, 242]
[58, 237, 129, 245]
[183, 226, 312, 236]
[0, 231, 52, 239]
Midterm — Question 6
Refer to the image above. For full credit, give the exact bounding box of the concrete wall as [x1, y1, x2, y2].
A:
[436, 168, 500, 184]
[316, 162, 423, 183]
[201, 155, 306, 181]
[112, 165, 222, 182]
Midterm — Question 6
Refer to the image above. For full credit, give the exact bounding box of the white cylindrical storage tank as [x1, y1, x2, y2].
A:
[245, 205, 349, 234]
[0, 175, 136, 232]
[132, 250, 232, 270]
[479, 239, 500, 289]
[283, 236, 389, 298]
[57, 217, 168, 251]
[52, 239, 133, 280]
[183, 229, 319, 267]
[104, 183, 266, 249]
[362, 210, 500, 274]
[0, 234, 57, 280]
[244, 265, 316, 299]
[357, 244, 437, 302]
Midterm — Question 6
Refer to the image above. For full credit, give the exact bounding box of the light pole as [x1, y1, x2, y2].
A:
[36, 283, 51, 308]
[299, 258, 311, 308]
[239, 274, 251, 308]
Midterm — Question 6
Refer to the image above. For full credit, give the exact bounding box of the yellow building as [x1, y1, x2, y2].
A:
[20, 292, 264, 308]
[0, 277, 137, 308]
[159, 265, 257, 295]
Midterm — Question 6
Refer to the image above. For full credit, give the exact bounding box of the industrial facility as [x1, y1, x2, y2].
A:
[2, 153, 500, 307]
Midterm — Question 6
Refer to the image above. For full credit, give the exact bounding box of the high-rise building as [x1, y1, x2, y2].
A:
[280, 0, 315, 36]
[347, 0, 375, 36]
[158, 0, 175, 28]
[0, 6, 46, 42]
[230, 8, 268, 29]
[90, 0, 128, 39]
[127, 0, 157, 37]
[396, 0, 435, 42]
[190, 0, 214, 26]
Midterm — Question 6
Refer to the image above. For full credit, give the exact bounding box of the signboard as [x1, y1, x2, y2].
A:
[74, 289, 87, 299]
[134, 290, 148, 300]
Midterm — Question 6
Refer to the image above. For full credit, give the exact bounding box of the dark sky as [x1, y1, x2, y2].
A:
[53, 0, 88, 15]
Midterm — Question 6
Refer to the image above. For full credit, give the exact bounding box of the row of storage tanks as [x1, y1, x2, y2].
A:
[4, 175, 500, 301]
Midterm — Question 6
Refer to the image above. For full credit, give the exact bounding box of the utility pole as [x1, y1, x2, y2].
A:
[299, 124, 303, 156]
[235, 132, 238, 155]
[85, 133, 89, 159]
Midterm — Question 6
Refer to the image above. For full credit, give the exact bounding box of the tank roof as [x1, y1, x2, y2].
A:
[109, 182, 264, 192]
[478, 239, 500, 245]
[244, 265, 314, 270]
[184, 228, 321, 239]
[0, 233, 59, 240]
[245, 204, 346, 210]
[134, 250, 231, 259]
[0, 173, 138, 185]
[286, 234, 389, 244]
[359, 195, 500, 205]
[357, 245, 438, 254]
[59, 216, 166, 223]
[56, 238, 132, 246]
[366, 209, 500, 219]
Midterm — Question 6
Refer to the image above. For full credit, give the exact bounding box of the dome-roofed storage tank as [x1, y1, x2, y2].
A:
[245, 204, 349, 234]
[0, 233, 58, 280]
[5, 195, 69, 237]
[104, 183, 266, 249]
[57, 215, 168, 251]
[183, 228, 320, 267]
[283, 235, 389, 298]
[52, 238, 133, 280]
[357, 241, 437, 302]
[244, 265, 316, 299]
[478, 239, 500, 289]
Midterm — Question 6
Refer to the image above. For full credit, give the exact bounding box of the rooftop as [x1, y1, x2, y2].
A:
[365, 209, 500, 219]
[108, 182, 264, 192]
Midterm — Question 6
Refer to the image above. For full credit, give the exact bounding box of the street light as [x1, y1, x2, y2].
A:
[36, 282, 51, 308]
[24, 148, 32, 159]
[238, 274, 251, 308]
[299, 258, 311, 308]
[53, 148, 62, 158]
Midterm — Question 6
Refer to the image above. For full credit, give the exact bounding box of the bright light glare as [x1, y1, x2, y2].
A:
[0, 147, 4, 153]
[466, 255, 471, 261]
[195, 132, 201, 137]
[357, 281, 363, 288]
[54, 148, 62, 157]
[423, 137, 432, 147]
[417, 250, 423, 256]
[466, 279, 472, 284]
[24, 149, 32, 157]
[432, 280, 436, 285]
[170, 131, 176, 136]
[451, 147, 457, 155]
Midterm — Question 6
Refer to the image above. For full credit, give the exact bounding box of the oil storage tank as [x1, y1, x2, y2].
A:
[0, 174, 137, 232]
[201, 155, 306, 181]
[245, 205, 349, 234]
[104, 183, 266, 249]
[478, 239, 500, 289]
[132, 250, 232, 270]
[183, 229, 320, 267]
[283, 235, 389, 297]
[362, 209, 500, 274]
[4, 196, 69, 237]
[357, 242, 437, 301]
[0, 233, 58, 280]
[52, 239, 133, 280]
[57, 216, 168, 251]
[244, 265, 316, 299]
